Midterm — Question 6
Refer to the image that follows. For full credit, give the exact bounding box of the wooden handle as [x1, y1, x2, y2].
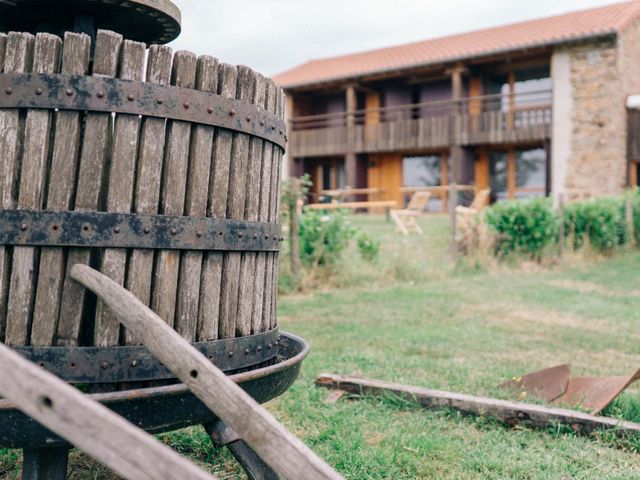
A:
[0, 342, 217, 480]
[71, 264, 343, 480]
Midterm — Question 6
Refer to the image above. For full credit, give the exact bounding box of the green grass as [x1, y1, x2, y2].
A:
[2, 215, 640, 478]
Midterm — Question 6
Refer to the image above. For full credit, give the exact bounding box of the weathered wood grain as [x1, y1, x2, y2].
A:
[5, 33, 61, 346]
[31, 32, 91, 347]
[124, 44, 173, 345]
[315, 373, 640, 437]
[151, 50, 197, 327]
[0, 342, 217, 480]
[197, 63, 237, 342]
[236, 73, 267, 337]
[174, 55, 218, 341]
[252, 79, 277, 334]
[0, 32, 34, 343]
[0, 34, 6, 70]
[56, 30, 123, 346]
[71, 264, 344, 480]
[94, 39, 146, 347]
[219, 66, 256, 339]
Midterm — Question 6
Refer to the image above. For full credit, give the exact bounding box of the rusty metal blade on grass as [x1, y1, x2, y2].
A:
[500, 364, 570, 402]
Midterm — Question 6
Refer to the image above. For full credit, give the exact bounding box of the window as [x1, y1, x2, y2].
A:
[489, 151, 508, 201]
[515, 148, 546, 198]
[403, 155, 448, 210]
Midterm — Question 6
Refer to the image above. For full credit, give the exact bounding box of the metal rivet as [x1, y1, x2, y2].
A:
[238, 232, 244, 238]
[267, 343, 272, 349]
[228, 351, 234, 357]
[66, 88, 74, 96]
[100, 361, 109, 369]
[183, 102, 190, 109]
[128, 93, 135, 101]
[271, 124, 276, 130]
[196, 231, 203, 237]
[131, 360, 137, 367]
[257, 345, 262, 352]
[5, 87, 12, 95]
[229, 109, 236, 116]
[143, 226, 151, 234]
[260, 120, 265, 126]
[114, 226, 121, 233]
[171, 227, 177, 235]
[246, 116, 251, 122]
[253, 233, 258, 239]
[265, 234, 269, 240]
[20, 223, 27, 231]
[157, 98, 164, 105]
[35, 88, 43, 95]
[207, 107, 213, 114]
[245, 348, 250, 355]
[97, 91, 105, 99]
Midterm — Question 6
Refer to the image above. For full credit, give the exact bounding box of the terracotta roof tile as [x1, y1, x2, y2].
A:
[274, 1, 640, 89]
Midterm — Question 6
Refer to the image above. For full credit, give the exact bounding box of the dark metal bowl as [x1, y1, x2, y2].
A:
[0, 332, 309, 449]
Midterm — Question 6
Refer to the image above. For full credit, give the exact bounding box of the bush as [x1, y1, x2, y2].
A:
[298, 208, 357, 267]
[357, 232, 380, 262]
[485, 198, 558, 259]
[564, 197, 627, 253]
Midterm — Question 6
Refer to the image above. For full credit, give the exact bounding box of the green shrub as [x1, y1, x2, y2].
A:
[485, 198, 558, 259]
[298, 208, 357, 267]
[564, 197, 627, 253]
[357, 232, 380, 262]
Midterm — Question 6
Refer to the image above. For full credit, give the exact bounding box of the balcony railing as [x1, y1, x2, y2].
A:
[289, 90, 552, 157]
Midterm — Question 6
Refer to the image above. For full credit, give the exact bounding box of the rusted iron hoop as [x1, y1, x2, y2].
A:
[13, 328, 280, 384]
[0, 0, 181, 44]
[0, 210, 283, 252]
[0, 74, 287, 149]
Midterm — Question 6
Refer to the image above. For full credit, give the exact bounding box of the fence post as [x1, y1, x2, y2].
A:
[289, 179, 302, 278]
[449, 183, 458, 263]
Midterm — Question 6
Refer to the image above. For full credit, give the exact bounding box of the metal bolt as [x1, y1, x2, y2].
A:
[260, 120, 265, 126]
[114, 226, 121, 233]
[20, 223, 27, 231]
[238, 232, 244, 238]
[257, 345, 262, 352]
[100, 361, 109, 369]
[229, 109, 236, 116]
[207, 107, 213, 114]
[228, 351, 234, 357]
[271, 124, 276, 130]
[5, 87, 12, 95]
[246, 116, 251, 122]
[245, 348, 250, 355]
[143, 226, 151, 234]
[66, 88, 74, 96]
[267, 343, 272, 349]
[196, 230, 203, 238]
[171, 227, 178, 235]
[97, 91, 105, 98]
[265, 234, 269, 240]
[157, 98, 164, 105]
[127, 93, 135, 101]
[35, 88, 43, 95]
[183, 102, 190, 109]
[253, 233, 258, 239]
[131, 360, 137, 367]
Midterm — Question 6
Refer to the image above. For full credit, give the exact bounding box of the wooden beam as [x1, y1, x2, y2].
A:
[507, 148, 517, 199]
[70, 265, 343, 480]
[316, 374, 640, 437]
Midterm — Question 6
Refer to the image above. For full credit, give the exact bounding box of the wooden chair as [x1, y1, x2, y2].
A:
[390, 191, 432, 235]
[455, 189, 491, 230]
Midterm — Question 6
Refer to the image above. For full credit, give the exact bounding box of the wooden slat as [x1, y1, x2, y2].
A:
[94, 39, 146, 347]
[315, 373, 640, 437]
[0, 343, 217, 480]
[0, 32, 34, 343]
[31, 32, 91, 347]
[56, 30, 123, 346]
[5, 33, 60, 346]
[124, 44, 173, 345]
[150, 50, 197, 327]
[71, 264, 344, 480]
[218, 66, 256, 339]
[174, 55, 219, 341]
[236, 73, 266, 337]
[251, 79, 277, 334]
[197, 63, 237, 342]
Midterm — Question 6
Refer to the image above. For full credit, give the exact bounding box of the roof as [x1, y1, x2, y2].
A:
[274, 1, 640, 89]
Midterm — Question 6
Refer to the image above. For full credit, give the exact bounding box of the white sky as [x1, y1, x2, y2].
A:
[169, 0, 624, 77]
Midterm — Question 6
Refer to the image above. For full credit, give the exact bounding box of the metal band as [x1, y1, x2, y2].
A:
[0, 210, 283, 252]
[0, 74, 287, 149]
[14, 328, 280, 384]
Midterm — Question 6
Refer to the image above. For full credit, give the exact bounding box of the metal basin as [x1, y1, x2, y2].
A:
[0, 332, 309, 449]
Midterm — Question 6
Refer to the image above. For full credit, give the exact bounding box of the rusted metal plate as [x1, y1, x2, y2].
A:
[14, 328, 280, 384]
[555, 370, 640, 414]
[0, 332, 309, 449]
[0, 210, 283, 252]
[0, 0, 181, 44]
[0, 73, 287, 149]
[500, 364, 570, 402]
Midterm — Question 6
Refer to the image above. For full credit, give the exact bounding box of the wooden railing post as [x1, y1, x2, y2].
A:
[345, 83, 357, 188]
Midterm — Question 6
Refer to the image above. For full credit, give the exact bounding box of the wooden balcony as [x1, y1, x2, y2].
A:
[289, 90, 552, 157]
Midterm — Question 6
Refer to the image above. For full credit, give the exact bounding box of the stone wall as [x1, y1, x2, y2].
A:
[564, 37, 626, 199]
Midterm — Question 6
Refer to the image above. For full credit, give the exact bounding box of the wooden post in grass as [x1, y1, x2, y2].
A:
[558, 193, 565, 259]
[626, 191, 635, 245]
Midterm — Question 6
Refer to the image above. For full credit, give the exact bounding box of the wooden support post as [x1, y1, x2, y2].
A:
[345, 84, 357, 188]
[507, 148, 517, 200]
[22, 448, 70, 480]
[448, 64, 466, 264]
[70, 264, 343, 480]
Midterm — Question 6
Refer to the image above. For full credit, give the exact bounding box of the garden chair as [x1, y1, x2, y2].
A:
[390, 191, 432, 235]
[456, 188, 490, 218]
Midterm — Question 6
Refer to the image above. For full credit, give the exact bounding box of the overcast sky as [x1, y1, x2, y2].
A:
[169, 0, 624, 77]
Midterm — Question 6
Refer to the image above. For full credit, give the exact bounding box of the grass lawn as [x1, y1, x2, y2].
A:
[2, 215, 640, 478]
